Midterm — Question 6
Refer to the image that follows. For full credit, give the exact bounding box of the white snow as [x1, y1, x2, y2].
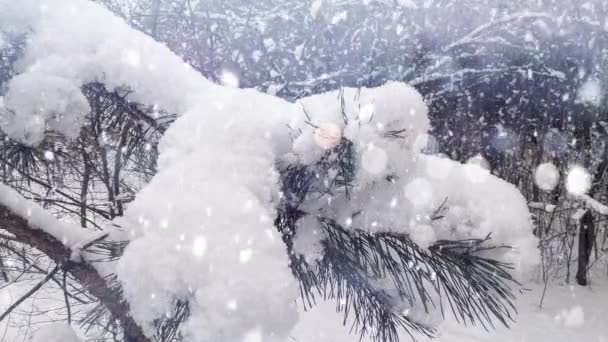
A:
[191, 236, 208, 258]
[289, 84, 537, 277]
[293, 215, 326, 263]
[581, 195, 608, 215]
[43, 150, 55, 161]
[220, 69, 240, 88]
[535, 162, 560, 191]
[359, 103, 375, 122]
[571, 208, 587, 221]
[361, 144, 388, 174]
[0, 183, 98, 250]
[404, 177, 433, 207]
[0, 0, 218, 145]
[293, 282, 608, 342]
[32, 324, 80, 342]
[464, 155, 491, 183]
[562, 306, 585, 328]
[263, 38, 277, 52]
[577, 78, 603, 107]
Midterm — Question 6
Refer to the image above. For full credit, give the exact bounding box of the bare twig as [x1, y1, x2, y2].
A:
[0, 264, 60, 322]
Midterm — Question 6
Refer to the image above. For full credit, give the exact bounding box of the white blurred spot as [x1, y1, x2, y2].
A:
[227, 299, 238, 311]
[359, 103, 375, 122]
[220, 69, 240, 88]
[404, 178, 433, 207]
[566, 166, 591, 196]
[263, 38, 276, 52]
[192, 236, 207, 257]
[239, 248, 253, 264]
[559, 305, 585, 328]
[44, 150, 55, 161]
[264, 228, 276, 241]
[123, 49, 141, 67]
[361, 144, 388, 174]
[314, 123, 342, 150]
[390, 197, 398, 208]
[534, 163, 560, 191]
[491, 126, 516, 153]
[577, 78, 602, 107]
[242, 327, 263, 342]
[331, 11, 347, 25]
[160, 219, 169, 229]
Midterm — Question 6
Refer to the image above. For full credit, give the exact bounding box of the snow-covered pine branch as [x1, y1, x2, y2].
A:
[0, 184, 147, 341]
[0, 0, 539, 341]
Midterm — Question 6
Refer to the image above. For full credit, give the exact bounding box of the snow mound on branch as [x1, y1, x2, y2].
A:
[32, 324, 80, 342]
[418, 155, 538, 276]
[117, 88, 299, 340]
[1, 75, 89, 144]
[287, 85, 537, 276]
[292, 82, 429, 166]
[1, 1, 298, 340]
[0, 0, 215, 145]
[0, 183, 100, 249]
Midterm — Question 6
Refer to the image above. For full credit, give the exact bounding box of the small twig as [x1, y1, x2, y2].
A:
[0, 264, 60, 322]
[81, 233, 110, 251]
[63, 268, 72, 325]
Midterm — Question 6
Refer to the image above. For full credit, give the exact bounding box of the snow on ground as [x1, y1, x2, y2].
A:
[293, 281, 608, 342]
[31, 324, 79, 342]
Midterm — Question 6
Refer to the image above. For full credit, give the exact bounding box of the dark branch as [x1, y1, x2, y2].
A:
[0, 204, 149, 341]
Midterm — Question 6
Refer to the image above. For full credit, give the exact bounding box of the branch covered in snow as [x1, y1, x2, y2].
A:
[279, 213, 520, 342]
[0, 185, 148, 341]
[276, 117, 530, 340]
[581, 195, 608, 216]
[443, 12, 554, 52]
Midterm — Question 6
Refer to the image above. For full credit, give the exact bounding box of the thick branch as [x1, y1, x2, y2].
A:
[0, 204, 149, 341]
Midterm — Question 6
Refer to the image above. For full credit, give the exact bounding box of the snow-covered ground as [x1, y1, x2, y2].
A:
[293, 280, 608, 342]
[2, 279, 606, 341]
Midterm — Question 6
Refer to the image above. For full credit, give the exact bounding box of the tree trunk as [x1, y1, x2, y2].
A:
[576, 209, 595, 286]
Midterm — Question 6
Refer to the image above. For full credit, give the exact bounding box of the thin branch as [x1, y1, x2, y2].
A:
[0, 204, 149, 341]
[0, 264, 60, 322]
